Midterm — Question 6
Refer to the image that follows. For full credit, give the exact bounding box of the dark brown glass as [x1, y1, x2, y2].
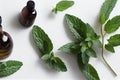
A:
[0, 17, 13, 59]
[19, 0, 37, 27]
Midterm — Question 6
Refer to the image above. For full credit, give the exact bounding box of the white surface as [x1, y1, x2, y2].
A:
[1, 0, 120, 80]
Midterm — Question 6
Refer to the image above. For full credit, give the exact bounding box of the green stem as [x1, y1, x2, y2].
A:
[101, 25, 117, 76]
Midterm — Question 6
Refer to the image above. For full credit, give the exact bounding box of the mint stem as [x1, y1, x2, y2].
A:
[101, 25, 117, 76]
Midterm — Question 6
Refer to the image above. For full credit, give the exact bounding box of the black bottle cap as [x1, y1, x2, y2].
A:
[0, 16, 2, 25]
[26, 0, 35, 11]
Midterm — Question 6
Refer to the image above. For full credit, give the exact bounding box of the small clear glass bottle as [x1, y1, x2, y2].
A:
[19, 0, 37, 27]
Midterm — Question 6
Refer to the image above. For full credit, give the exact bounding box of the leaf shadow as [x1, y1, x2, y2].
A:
[48, 11, 56, 19]
[56, 51, 87, 80]
[10, 13, 30, 31]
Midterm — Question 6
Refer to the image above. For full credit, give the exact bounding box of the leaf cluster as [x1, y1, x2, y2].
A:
[59, 14, 101, 80]
[32, 26, 67, 72]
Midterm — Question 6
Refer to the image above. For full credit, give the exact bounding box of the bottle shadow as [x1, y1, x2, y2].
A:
[10, 13, 30, 31]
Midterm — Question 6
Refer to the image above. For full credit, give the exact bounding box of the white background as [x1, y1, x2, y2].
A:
[0, 0, 120, 80]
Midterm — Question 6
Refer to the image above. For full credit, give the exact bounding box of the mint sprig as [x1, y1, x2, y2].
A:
[59, 14, 101, 80]
[52, 0, 74, 14]
[0, 60, 23, 77]
[99, 0, 119, 76]
[32, 25, 67, 72]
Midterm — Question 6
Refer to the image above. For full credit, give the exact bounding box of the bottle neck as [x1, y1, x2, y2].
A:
[26, 0, 35, 12]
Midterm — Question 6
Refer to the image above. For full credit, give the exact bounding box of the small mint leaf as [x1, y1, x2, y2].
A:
[105, 15, 120, 33]
[59, 42, 80, 54]
[99, 0, 117, 24]
[108, 34, 120, 46]
[47, 57, 67, 72]
[41, 54, 51, 61]
[87, 41, 93, 48]
[85, 48, 97, 58]
[81, 43, 88, 53]
[86, 23, 100, 40]
[105, 44, 115, 53]
[52, 0, 74, 13]
[81, 52, 90, 64]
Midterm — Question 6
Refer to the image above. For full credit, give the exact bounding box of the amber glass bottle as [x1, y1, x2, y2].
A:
[19, 0, 37, 27]
[0, 16, 13, 59]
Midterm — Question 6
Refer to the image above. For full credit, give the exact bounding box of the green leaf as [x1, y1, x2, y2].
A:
[108, 34, 120, 46]
[81, 43, 88, 53]
[83, 64, 100, 80]
[87, 41, 93, 48]
[41, 54, 51, 61]
[32, 25, 53, 55]
[105, 44, 115, 53]
[105, 15, 120, 33]
[86, 23, 99, 40]
[59, 42, 80, 54]
[77, 55, 100, 80]
[0, 60, 23, 77]
[65, 14, 100, 41]
[99, 0, 117, 24]
[47, 57, 67, 72]
[65, 14, 86, 41]
[52, 0, 74, 13]
[81, 52, 90, 64]
[85, 48, 97, 58]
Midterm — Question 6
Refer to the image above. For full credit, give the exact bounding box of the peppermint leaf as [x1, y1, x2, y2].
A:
[65, 14, 86, 41]
[59, 42, 80, 54]
[0, 60, 23, 77]
[108, 34, 120, 46]
[32, 25, 53, 55]
[41, 54, 51, 61]
[86, 23, 99, 40]
[52, 0, 74, 13]
[99, 0, 117, 24]
[105, 44, 115, 53]
[81, 52, 90, 64]
[77, 55, 100, 80]
[47, 56, 67, 72]
[105, 15, 120, 33]
[85, 48, 97, 58]
[65, 14, 100, 41]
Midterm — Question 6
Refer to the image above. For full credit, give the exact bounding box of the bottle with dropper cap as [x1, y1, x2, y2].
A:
[0, 16, 13, 59]
[19, 0, 37, 27]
